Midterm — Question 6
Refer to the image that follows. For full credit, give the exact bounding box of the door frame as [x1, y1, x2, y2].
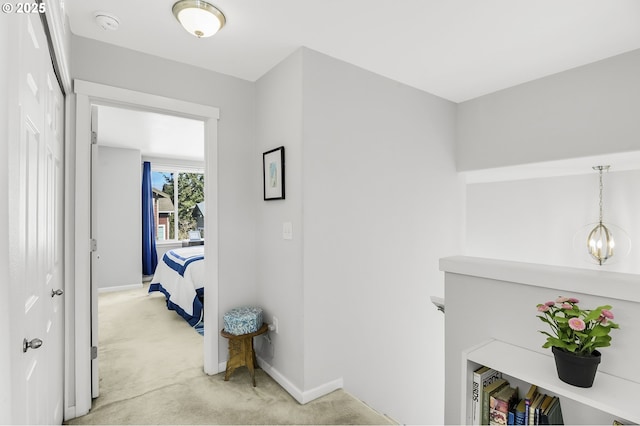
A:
[71, 80, 220, 416]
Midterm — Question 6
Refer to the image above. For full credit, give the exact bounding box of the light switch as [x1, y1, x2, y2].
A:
[282, 222, 293, 240]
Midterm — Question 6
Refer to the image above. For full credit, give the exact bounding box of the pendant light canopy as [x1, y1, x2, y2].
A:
[587, 165, 614, 265]
[173, 0, 226, 38]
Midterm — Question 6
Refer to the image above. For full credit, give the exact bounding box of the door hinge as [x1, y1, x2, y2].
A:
[91, 131, 97, 144]
[90, 239, 97, 252]
[91, 346, 98, 360]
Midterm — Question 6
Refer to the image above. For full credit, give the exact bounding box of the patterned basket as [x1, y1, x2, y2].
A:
[223, 306, 263, 335]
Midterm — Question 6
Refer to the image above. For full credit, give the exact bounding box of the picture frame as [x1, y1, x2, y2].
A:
[263, 146, 285, 200]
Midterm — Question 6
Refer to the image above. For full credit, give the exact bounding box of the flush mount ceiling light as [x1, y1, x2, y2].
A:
[172, 0, 226, 38]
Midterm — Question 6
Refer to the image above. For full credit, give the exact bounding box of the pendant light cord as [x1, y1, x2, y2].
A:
[598, 167, 604, 225]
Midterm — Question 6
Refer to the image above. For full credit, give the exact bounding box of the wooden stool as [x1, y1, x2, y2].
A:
[220, 322, 268, 386]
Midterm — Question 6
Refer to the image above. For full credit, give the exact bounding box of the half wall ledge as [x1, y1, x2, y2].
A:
[439, 256, 640, 303]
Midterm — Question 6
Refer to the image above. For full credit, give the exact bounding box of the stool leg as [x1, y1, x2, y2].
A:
[225, 338, 243, 381]
[246, 337, 256, 386]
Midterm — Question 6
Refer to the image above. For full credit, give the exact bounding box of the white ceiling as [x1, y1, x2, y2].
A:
[96, 105, 204, 161]
[65, 0, 640, 103]
[68, 1, 640, 161]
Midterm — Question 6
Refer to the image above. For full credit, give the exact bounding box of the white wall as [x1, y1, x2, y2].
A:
[255, 47, 464, 424]
[94, 146, 141, 290]
[457, 48, 640, 171]
[459, 49, 640, 274]
[255, 49, 305, 389]
[0, 10, 13, 423]
[301, 49, 463, 424]
[70, 35, 258, 362]
[466, 170, 640, 274]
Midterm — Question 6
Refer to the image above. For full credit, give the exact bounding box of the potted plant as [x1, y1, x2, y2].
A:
[536, 296, 619, 387]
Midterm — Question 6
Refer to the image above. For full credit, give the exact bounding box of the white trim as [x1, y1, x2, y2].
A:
[143, 156, 204, 171]
[43, 0, 72, 93]
[256, 356, 344, 404]
[202, 116, 219, 375]
[73, 93, 93, 416]
[71, 80, 220, 418]
[74, 80, 220, 119]
[97, 284, 143, 294]
[63, 93, 76, 421]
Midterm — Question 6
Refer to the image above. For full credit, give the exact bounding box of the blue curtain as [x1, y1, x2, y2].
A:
[142, 161, 158, 275]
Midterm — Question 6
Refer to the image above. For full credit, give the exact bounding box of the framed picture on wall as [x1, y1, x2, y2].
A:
[263, 146, 285, 200]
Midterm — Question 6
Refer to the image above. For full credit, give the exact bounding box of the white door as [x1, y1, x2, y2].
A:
[7, 13, 65, 425]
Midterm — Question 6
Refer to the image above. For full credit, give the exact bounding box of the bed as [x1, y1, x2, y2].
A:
[148, 246, 205, 327]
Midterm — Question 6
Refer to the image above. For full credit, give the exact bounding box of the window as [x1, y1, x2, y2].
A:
[151, 169, 204, 241]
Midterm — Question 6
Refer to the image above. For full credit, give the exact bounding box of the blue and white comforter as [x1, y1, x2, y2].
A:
[149, 246, 205, 326]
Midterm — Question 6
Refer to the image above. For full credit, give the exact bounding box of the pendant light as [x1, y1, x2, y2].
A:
[173, 0, 226, 38]
[587, 165, 614, 265]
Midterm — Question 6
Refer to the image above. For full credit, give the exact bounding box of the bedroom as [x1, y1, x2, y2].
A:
[92, 103, 208, 333]
[2, 2, 640, 425]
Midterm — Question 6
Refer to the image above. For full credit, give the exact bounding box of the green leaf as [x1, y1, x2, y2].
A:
[584, 309, 601, 322]
[590, 325, 610, 337]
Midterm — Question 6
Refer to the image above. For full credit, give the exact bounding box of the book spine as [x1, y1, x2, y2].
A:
[472, 372, 482, 425]
[475, 370, 501, 425]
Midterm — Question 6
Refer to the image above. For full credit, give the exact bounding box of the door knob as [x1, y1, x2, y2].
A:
[51, 289, 64, 297]
[23, 338, 43, 353]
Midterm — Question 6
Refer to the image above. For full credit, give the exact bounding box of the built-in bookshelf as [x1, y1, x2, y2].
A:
[463, 339, 639, 425]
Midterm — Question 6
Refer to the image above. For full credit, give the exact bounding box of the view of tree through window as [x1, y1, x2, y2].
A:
[152, 170, 204, 241]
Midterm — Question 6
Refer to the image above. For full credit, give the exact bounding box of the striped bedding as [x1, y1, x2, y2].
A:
[149, 246, 205, 326]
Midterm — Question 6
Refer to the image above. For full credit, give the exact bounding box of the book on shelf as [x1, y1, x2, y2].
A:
[528, 392, 545, 425]
[489, 385, 518, 425]
[482, 378, 509, 425]
[514, 399, 527, 425]
[539, 396, 564, 425]
[473, 366, 503, 425]
[523, 384, 538, 425]
[537, 395, 554, 422]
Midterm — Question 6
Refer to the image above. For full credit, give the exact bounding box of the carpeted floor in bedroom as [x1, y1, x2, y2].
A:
[65, 285, 395, 425]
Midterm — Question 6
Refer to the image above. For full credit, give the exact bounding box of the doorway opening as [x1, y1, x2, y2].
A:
[72, 80, 220, 415]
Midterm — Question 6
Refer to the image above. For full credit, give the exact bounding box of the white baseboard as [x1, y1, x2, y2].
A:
[256, 356, 343, 404]
[97, 283, 143, 293]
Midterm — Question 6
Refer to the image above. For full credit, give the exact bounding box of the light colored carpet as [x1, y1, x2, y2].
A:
[66, 286, 394, 425]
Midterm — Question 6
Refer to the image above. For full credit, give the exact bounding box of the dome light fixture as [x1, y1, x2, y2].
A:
[172, 0, 226, 38]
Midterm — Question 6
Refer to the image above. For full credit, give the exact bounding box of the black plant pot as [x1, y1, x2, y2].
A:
[552, 346, 601, 388]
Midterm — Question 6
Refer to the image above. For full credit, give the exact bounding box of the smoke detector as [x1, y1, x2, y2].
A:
[95, 12, 120, 31]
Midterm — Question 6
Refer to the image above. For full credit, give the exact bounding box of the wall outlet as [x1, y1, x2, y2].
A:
[272, 316, 279, 334]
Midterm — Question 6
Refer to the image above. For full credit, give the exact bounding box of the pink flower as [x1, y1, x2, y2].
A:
[599, 309, 614, 325]
[545, 301, 555, 307]
[561, 303, 572, 309]
[601, 309, 614, 319]
[537, 305, 550, 312]
[568, 297, 580, 303]
[556, 296, 569, 303]
[568, 318, 586, 331]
